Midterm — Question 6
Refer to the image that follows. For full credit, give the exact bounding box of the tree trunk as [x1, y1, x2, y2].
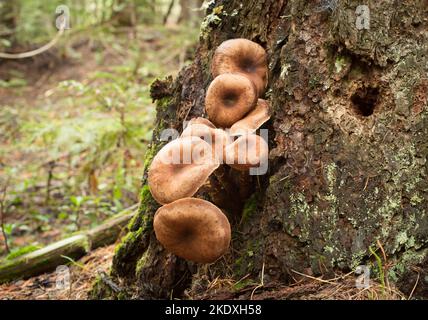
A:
[93, 0, 428, 299]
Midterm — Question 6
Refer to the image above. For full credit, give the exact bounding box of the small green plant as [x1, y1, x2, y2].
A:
[369, 246, 386, 292]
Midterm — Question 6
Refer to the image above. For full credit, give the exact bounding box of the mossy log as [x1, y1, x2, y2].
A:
[0, 205, 138, 284]
[98, 0, 428, 300]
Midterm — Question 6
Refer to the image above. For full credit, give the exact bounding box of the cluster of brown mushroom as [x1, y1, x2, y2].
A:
[148, 39, 270, 264]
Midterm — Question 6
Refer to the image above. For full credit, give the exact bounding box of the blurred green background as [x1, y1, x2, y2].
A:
[0, 0, 203, 260]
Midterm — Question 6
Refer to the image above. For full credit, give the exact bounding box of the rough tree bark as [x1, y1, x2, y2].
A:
[92, 0, 428, 299]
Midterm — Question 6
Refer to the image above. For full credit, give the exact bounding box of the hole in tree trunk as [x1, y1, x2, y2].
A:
[351, 86, 379, 117]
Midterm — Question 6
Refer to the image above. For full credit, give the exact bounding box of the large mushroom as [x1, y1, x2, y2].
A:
[205, 73, 258, 128]
[211, 38, 268, 96]
[229, 99, 270, 136]
[154, 198, 231, 263]
[148, 136, 219, 204]
[224, 133, 269, 171]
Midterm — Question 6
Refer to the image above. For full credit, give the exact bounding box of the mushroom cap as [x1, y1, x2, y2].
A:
[211, 38, 268, 96]
[229, 99, 270, 136]
[187, 117, 216, 129]
[148, 136, 220, 204]
[154, 198, 231, 263]
[225, 134, 269, 171]
[181, 121, 232, 162]
[205, 73, 258, 128]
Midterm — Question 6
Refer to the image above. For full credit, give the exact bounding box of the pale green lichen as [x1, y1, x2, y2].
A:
[200, 5, 224, 40]
[280, 63, 291, 80]
[388, 248, 428, 282]
[334, 56, 349, 73]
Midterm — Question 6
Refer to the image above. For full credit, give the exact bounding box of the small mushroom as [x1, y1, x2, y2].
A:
[225, 134, 269, 171]
[154, 197, 231, 263]
[229, 99, 270, 136]
[205, 73, 258, 128]
[181, 120, 232, 161]
[211, 38, 268, 96]
[148, 136, 220, 204]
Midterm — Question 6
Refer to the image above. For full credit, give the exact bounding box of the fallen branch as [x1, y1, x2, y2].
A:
[0, 204, 138, 284]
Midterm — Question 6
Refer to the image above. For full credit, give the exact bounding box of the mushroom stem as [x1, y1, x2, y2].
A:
[209, 166, 244, 216]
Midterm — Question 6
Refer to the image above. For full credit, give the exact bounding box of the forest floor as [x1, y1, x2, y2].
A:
[0, 23, 198, 299]
[0, 241, 406, 300]
[0, 23, 197, 259]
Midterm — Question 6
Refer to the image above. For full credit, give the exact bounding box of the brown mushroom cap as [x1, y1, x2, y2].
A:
[181, 121, 232, 161]
[211, 38, 268, 96]
[225, 134, 269, 171]
[154, 198, 231, 263]
[229, 99, 270, 136]
[187, 117, 216, 129]
[148, 136, 220, 204]
[205, 73, 258, 128]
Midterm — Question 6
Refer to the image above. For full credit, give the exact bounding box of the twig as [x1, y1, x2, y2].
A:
[408, 270, 420, 300]
[0, 19, 67, 59]
[290, 269, 338, 285]
[98, 270, 122, 293]
[250, 261, 265, 300]
[163, 0, 175, 25]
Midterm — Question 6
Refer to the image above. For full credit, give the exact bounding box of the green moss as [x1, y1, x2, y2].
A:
[156, 96, 172, 112]
[4, 244, 41, 261]
[241, 193, 260, 222]
[135, 249, 151, 275]
[233, 278, 257, 291]
[233, 238, 261, 278]
[114, 226, 146, 257]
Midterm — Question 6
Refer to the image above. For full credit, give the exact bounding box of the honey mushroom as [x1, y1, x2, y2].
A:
[205, 73, 258, 128]
[153, 198, 231, 263]
[148, 136, 219, 205]
[229, 99, 270, 136]
[186, 117, 216, 128]
[181, 119, 232, 161]
[211, 38, 268, 96]
[224, 133, 269, 171]
[147, 38, 271, 264]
